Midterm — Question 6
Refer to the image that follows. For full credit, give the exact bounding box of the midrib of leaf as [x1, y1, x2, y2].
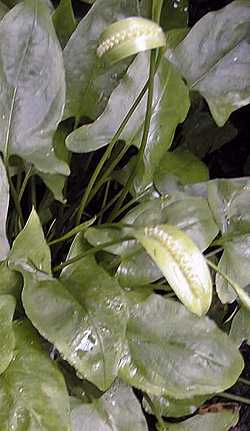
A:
[190, 33, 247, 89]
[131, 330, 224, 368]
[3, 0, 38, 162]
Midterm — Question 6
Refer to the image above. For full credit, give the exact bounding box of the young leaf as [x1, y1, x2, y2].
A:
[0, 320, 70, 431]
[167, 1, 250, 126]
[0, 294, 15, 375]
[71, 380, 148, 431]
[0, 0, 69, 176]
[133, 224, 212, 316]
[0, 157, 9, 260]
[118, 293, 244, 398]
[9, 208, 51, 275]
[22, 235, 128, 390]
[63, 0, 140, 120]
[164, 409, 239, 431]
[53, 0, 76, 48]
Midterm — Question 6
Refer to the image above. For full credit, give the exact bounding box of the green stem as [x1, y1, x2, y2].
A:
[108, 50, 157, 222]
[95, 189, 123, 220]
[49, 216, 96, 246]
[18, 166, 33, 202]
[205, 247, 224, 259]
[31, 175, 36, 209]
[144, 393, 166, 431]
[86, 141, 130, 207]
[239, 377, 250, 386]
[75, 82, 149, 225]
[53, 236, 133, 273]
[6, 168, 24, 227]
[110, 189, 149, 220]
[219, 392, 250, 406]
[98, 181, 110, 224]
[207, 259, 250, 310]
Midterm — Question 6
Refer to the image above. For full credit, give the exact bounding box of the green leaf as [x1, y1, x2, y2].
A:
[167, 1, 250, 126]
[230, 306, 250, 346]
[0, 320, 70, 431]
[39, 123, 70, 202]
[124, 194, 218, 252]
[85, 194, 218, 288]
[2, 0, 54, 11]
[154, 149, 209, 187]
[165, 410, 239, 430]
[67, 53, 190, 192]
[117, 194, 218, 287]
[207, 178, 250, 235]
[118, 249, 162, 287]
[53, 0, 76, 48]
[216, 235, 250, 304]
[71, 380, 148, 430]
[0, 294, 15, 375]
[9, 208, 51, 275]
[118, 293, 244, 398]
[63, 0, 139, 121]
[143, 393, 208, 418]
[133, 224, 212, 316]
[0, 0, 69, 176]
[0, 261, 22, 299]
[22, 235, 128, 390]
[0, 157, 9, 260]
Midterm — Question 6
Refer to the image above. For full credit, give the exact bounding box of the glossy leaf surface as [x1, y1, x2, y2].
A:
[22, 235, 128, 390]
[71, 380, 148, 431]
[168, 1, 250, 125]
[230, 306, 250, 346]
[67, 52, 190, 192]
[0, 0, 69, 175]
[165, 409, 239, 431]
[119, 294, 243, 398]
[154, 149, 209, 186]
[9, 208, 51, 274]
[143, 393, 208, 418]
[0, 294, 15, 374]
[216, 235, 250, 304]
[0, 320, 70, 431]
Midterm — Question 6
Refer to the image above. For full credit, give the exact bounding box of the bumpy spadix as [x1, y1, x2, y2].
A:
[97, 17, 166, 64]
[133, 224, 213, 316]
